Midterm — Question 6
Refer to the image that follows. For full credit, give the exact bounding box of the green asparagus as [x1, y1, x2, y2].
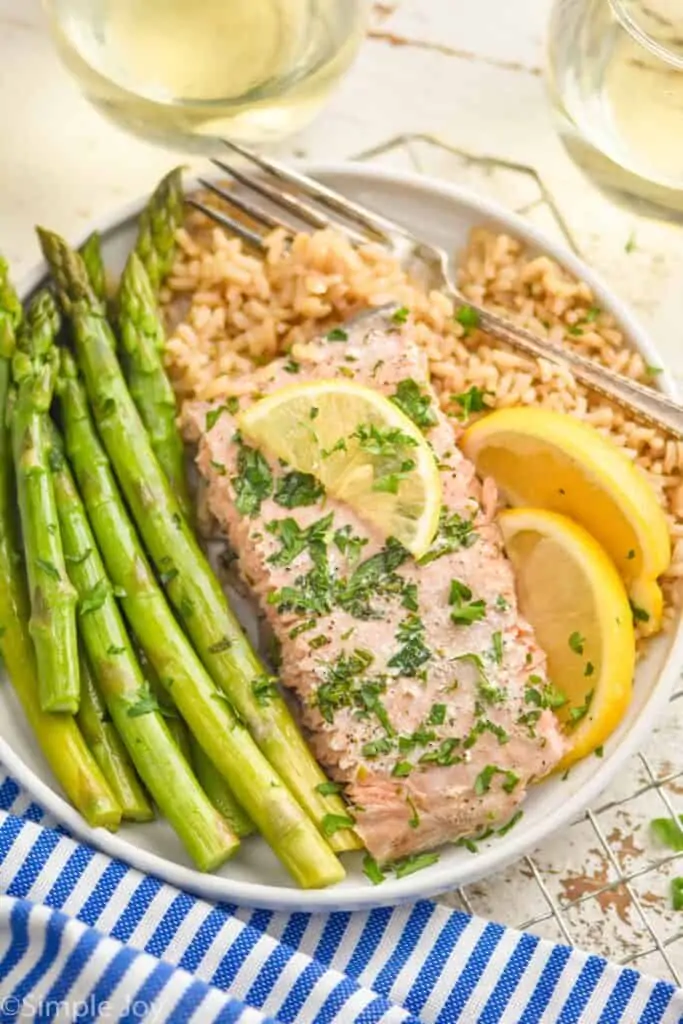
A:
[10, 291, 80, 713]
[190, 737, 254, 838]
[118, 252, 192, 519]
[49, 430, 239, 872]
[0, 259, 120, 829]
[77, 650, 154, 822]
[79, 232, 107, 305]
[39, 228, 359, 856]
[55, 348, 345, 888]
[141, 646, 248, 829]
[135, 167, 184, 294]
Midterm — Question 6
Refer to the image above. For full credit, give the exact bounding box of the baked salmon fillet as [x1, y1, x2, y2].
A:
[183, 310, 566, 863]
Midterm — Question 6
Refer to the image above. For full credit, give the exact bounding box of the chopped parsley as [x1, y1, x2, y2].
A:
[316, 780, 343, 796]
[363, 854, 386, 885]
[232, 438, 273, 517]
[79, 578, 112, 616]
[321, 438, 347, 459]
[594, 745, 604, 758]
[401, 582, 418, 611]
[390, 378, 438, 431]
[568, 689, 594, 726]
[524, 677, 567, 710]
[207, 636, 233, 653]
[321, 812, 355, 836]
[650, 816, 683, 852]
[645, 365, 662, 378]
[498, 810, 523, 836]
[35, 557, 60, 581]
[309, 634, 330, 649]
[419, 737, 461, 767]
[205, 399, 239, 431]
[394, 852, 439, 878]
[127, 682, 161, 718]
[392, 306, 410, 324]
[351, 422, 418, 494]
[333, 525, 368, 564]
[454, 304, 480, 333]
[474, 765, 520, 796]
[362, 737, 394, 758]
[448, 579, 486, 626]
[427, 703, 446, 726]
[568, 631, 585, 655]
[251, 673, 279, 706]
[584, 661, 594, 677]
[266, 513, 333, 568]
[451, 386, 491, 420]
[495, 595, 510, 612]
[392, 760, 413, 777]
[315, 648, 377, 724]
[491, 631, 503, 665]
[672, 878, 683, 911]
[283, 358, 300, 374]
[418, 507, 477, 565]
[326, 327, 348, 342]
[630, 600, 650, 624]
[274, 471, 324, 509]
[387, 614, 432, 677]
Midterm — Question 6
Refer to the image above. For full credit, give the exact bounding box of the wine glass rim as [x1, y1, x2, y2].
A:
[609, 0, 683, 70]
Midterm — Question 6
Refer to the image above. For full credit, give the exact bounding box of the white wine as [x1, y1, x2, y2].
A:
[44, 0, 368, 149]
[547, 0, 683, 214]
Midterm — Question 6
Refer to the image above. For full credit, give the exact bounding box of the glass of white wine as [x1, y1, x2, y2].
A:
[547, 0, 683, 216]
[43, 0, 370, 151]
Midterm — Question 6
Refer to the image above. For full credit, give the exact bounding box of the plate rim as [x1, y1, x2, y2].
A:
[6, 160, 682, 911]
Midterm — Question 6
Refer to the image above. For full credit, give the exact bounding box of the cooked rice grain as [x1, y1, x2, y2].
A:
[161, 222, 683, 621]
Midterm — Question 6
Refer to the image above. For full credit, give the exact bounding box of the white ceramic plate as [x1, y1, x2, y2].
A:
[7, 163, 682, 912]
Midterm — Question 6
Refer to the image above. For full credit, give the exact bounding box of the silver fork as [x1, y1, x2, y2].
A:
[189, 139, 683, 439]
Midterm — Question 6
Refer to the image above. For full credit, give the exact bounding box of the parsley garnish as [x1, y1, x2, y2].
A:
[274, 471, 324, 509]
[321, 438, 347, 459]
[584, 662, 594, 677]
[454, 304, 480, 333]
[427, 703, 446, 726]
[315, 781, 343, 796]
[651, 816, 683, 852]
[266, 513, 333, 568]
[390, 378, 438, 430]
[79, 578, 111, 616]
[394, 852, 439, 878]
[672, 878, 683, 911]
[568, 631, 585, 655]
[251, 674, 279, 706]
[495, 595, 510, 612]
[419, 737, 461, 767]
[362, 737, 394, 758]
[309, 634, 330, 649]
[401, 582, 418, 611]
[451, 386, 491, 419]
[492, 631, 503, 664]
[205, 399, 238, 431]
[418, 507, 477, 565]
[392, 306, 410, 324]
[448, 579, 486, 626]
[333, 525, 368, 564]
[363, 854, 386, 885]
[524, 678, 567, 710]
[630, 600, 650, 624]
[569, 689, 594, 726]
[392, 760, 413, 777]
[321, 812, 355, 836]
[36, 558, 60, 581]
[352, 423, 418, 495]
[387, 614, 432, 677]
[127, 682, 161, 718]
[315, 648, 376, 724]
[232, 438, 273, 517]
[474, 765, 520, 796]
[327, 327, 348, 342]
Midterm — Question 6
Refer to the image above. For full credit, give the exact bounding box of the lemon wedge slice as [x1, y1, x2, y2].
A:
[238, 379, 442, 558]
[461, 407, 670, 634]
[498, 507, 635, 769]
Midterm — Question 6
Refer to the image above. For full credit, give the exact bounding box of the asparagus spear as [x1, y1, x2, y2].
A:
[39, 229, 359, 856]
[141, 646, 249, 830]
[56, 349, 345, 888]
[189, 736, 254, 838]
[10, 291, 80, 713]
[50, 431, 239, 872]
[118, 252, 192, 519]
[77, 651, 153, 822]
[79, 232, 107, 305]
[0, 259, 120, 829]
[135, 167, 184, 295]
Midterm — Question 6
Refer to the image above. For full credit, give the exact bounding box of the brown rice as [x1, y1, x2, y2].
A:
[160, 217, 683, 626]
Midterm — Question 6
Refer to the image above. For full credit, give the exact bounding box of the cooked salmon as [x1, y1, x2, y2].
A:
[183, 310, 567, 863]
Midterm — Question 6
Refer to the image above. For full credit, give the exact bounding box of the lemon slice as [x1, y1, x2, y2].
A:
[499, 507, 635, 769]
[461, 407, 670, 634]
[238, 380, 442, 557]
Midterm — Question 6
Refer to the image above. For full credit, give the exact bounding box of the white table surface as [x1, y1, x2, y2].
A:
[2, 0, 683, 984]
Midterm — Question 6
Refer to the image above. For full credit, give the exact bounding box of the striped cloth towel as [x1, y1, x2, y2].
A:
[0, 770, 681, 1023]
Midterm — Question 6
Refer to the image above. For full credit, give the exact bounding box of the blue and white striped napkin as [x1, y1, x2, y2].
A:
[0, 769, 681, 1024]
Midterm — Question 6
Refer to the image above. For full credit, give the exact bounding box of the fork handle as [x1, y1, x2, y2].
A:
[461, 301, 683, 440]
